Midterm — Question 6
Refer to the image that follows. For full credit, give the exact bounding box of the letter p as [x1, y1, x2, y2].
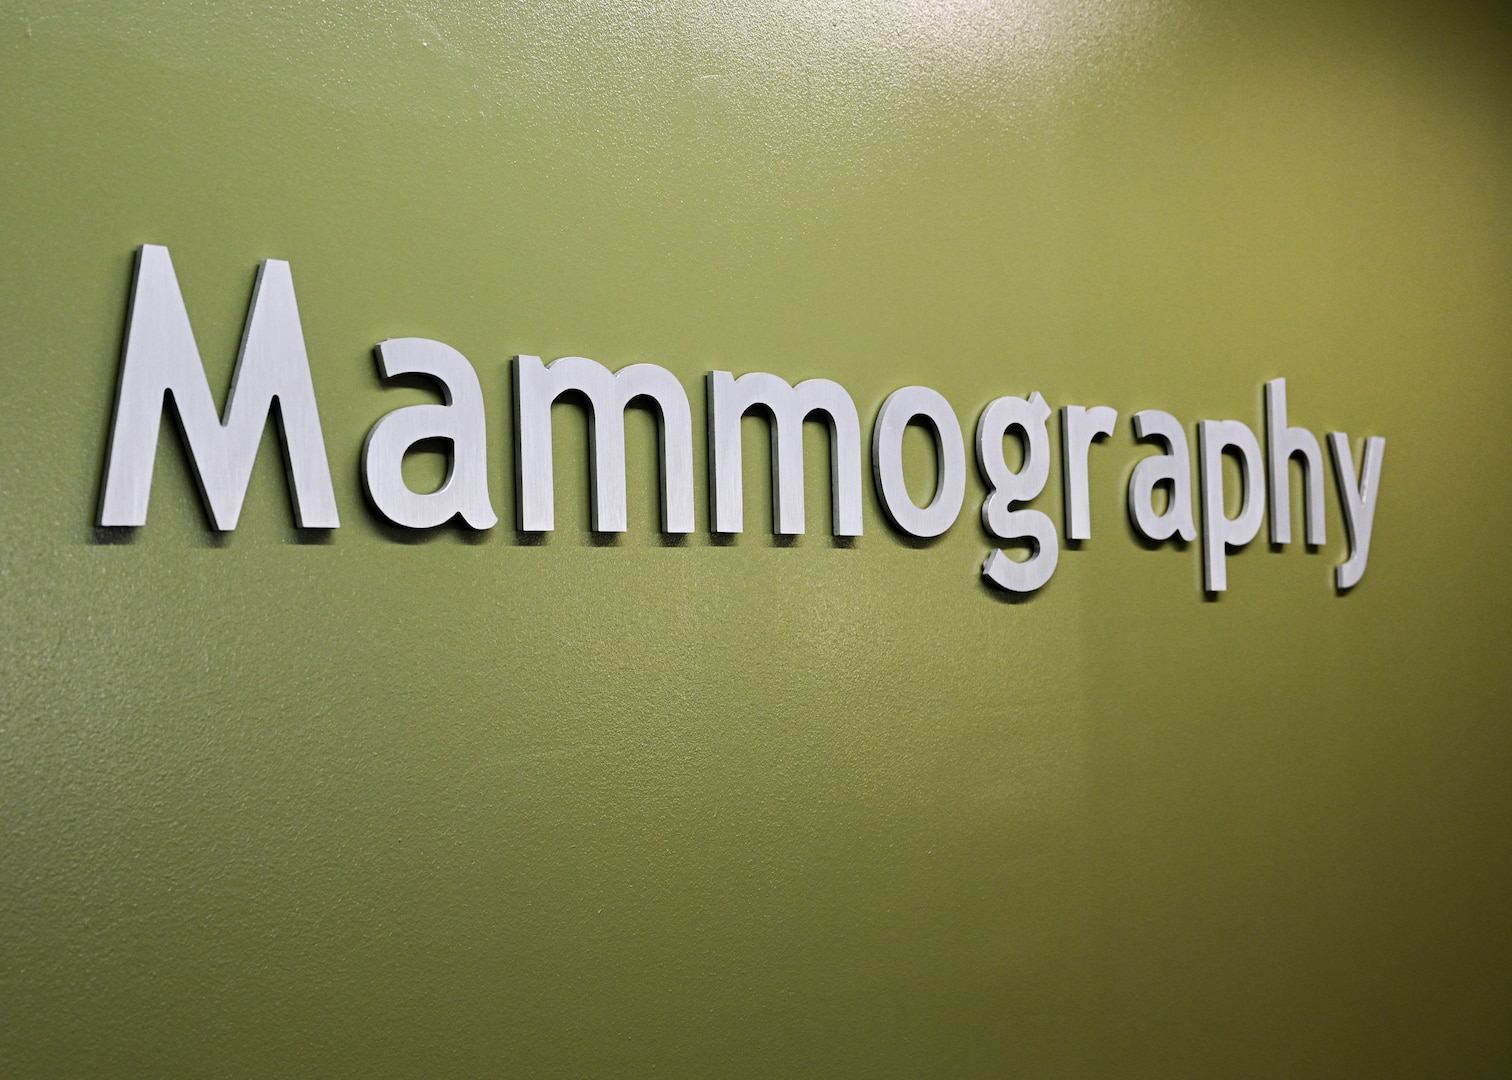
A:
[1198, 419, 1265, 592]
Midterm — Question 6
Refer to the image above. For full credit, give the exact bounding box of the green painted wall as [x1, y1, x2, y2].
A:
[2, 2, 1509, 1075]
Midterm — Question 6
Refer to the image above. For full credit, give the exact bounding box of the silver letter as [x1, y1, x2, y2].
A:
[872, 386, 966, 538]
[707, 371, 863, 536]
[1060, 404, 1118, 541]
[1265, 378, 1326, 545]
[1128, 410, 1196, 543]
[1198, 419, 1266, 592]
[514, 354, 694, 533]
[977, 392, 1058, 593]
[99, 244, 339, 529]
[1328, 432, 1385, 590]
[362, 339, 497, 530]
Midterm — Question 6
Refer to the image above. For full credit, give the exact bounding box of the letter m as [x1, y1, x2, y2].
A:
[707, 370, 863, 536]
[514, 354, 695, 533]
[98, 245, 340, 530]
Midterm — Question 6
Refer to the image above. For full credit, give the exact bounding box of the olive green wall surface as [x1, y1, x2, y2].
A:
[2, 1, 1510, 1076]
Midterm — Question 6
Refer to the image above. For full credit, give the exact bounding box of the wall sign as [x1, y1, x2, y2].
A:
[100, 246, 1386, 594]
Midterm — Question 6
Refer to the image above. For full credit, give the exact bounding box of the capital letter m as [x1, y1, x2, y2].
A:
[99, 245, 339, 530]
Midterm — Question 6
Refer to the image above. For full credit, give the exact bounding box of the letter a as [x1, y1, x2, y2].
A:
[362, 338, 497, 529]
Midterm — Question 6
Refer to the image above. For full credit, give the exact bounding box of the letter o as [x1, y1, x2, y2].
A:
[872, 386, 966, 538]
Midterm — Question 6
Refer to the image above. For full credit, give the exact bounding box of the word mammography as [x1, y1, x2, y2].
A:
[100, 246, 1385, 594]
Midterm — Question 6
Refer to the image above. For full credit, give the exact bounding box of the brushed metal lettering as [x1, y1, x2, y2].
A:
[1198, 418, 1265, 592]
[515, 354, 694, 533]
[362, 338, 497, 530]
[872, 386, 966, 538]
[99, 244, 339, 530]
[1265, 378, 1326, 546]
[1128, 409, 1196, 543]
[707, 371, 863, 536]
[1060, 404, 1118, 541]
[977, 392, 1058, 593]
[1328, 432, 1386, 590]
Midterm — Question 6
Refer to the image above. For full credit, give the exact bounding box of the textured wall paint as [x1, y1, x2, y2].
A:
[2, 1, 1510, 1075]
